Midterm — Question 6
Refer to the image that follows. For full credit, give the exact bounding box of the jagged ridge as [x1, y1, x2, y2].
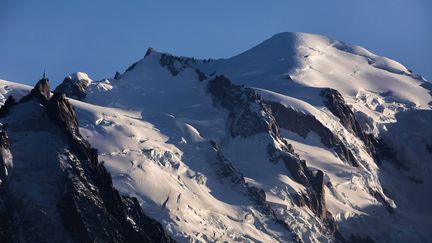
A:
[0, 77, 174, 243]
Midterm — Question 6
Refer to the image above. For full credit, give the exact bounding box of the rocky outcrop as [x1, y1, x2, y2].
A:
[207, 76, 341, 239]
[54, 73, 92, 100]
[320, 88, 403, 167]
[159, 54, 196, 76]
[0, 96, 16, 118]
[321, 88, 364, 136]
[47, 90, 174, 243]
[20, 76, 51, 104]
[125, 61, 138, 73]
[0, 126, 13, 243]
[0, 79, 174, 242]
[267, 144, 338, 230]
[0, 126, 11, 185]
[320, 88, 378, 155]
[207, 75, 279, 138]
[210, 140, 303, 242]
[145, 47, 154, 57]
[195, 69, 207, 81]
[268, 100, 360, 167]
[114, 71, 122, 80]
[46, 93, 80, 135]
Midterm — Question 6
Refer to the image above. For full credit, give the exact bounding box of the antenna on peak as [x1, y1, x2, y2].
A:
[42, 69, 47, 80]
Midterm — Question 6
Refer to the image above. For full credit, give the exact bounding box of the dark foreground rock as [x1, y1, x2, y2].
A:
[20, 77, 51, 104]
[0, 78, 174, 243]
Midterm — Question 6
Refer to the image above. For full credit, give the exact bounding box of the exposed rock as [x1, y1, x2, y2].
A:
[20, 76, 51, 104]
[125, 61, 139, 73]
[46, 93, 80, 138]
[0, 126, 13, 243]
[54, 72, 92, 100]
[195, 68, 207, 81]
[0, 96, 16, 118]
[207, 76, 341, 239]
[311, 171, 326, 217]
[267, 144, 339, 234]
[0, 126, 12, 184]
[114, 71, 122, 80]
[145, 47, 154, 57]
[159, 54, 196, 76]
[210, 140, 302, 242]
[46, 92, 174, 242]
[320, 88, 404, 167]
[369, 189, 395, 214]
[321, 88, 363, 136]
[267, 100, 359, 167]
[320, 88, 376, 153]
[207, 75, 279, 138]
[0, 80, 175, 242]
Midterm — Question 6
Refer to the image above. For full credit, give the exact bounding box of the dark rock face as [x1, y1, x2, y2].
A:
[320, 88, 403, 167]
[0, 96, 16, 118]
[320, 88, 378, 155]
[54, 75, 89, 100]
[267, 144, 338, 231]
[46, 93, 80, 138]
[311, 171, 327, 219]
[207, 76, 341, 239]
[125, 60, 139, 73]
[212, 142, 245, 185]
[195, 69, 207, 81]
[210, 140, 302, 242]
[145, 47, 154, 57]
[207, 75, 279, 139]
[211, 140, 273, 211]
[320, 88, 364, 137]
[114, 71, 122, 80]
[0, 126, 14, 243]
[369, 188, 395, 214]
[268, 100, 359, 167]
[20, 77, 51, 104]
[159, 54, 196, 76]
[0, 126, 11, 185]
[47, 92, 174, 243]
[0, 80, 174, 243]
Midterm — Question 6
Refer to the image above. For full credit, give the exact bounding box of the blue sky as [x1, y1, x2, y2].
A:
[1, 0, 431, 86]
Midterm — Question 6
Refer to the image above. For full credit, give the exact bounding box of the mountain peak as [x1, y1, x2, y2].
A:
[145, 47, 154, 57]
[3, 31, 431, 243]
[54, 72, 92, 100]
[20, 75, 51, 104]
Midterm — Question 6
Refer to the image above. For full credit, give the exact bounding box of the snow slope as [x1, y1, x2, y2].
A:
[1, 32, 431, 242]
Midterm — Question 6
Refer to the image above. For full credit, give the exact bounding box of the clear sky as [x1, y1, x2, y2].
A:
[1, 0, 431, 86]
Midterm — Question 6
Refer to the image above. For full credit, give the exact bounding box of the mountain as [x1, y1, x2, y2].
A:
[1, 32, 431, 242]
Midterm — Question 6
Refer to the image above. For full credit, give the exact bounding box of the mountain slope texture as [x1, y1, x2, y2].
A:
[1, 32, 431, 243]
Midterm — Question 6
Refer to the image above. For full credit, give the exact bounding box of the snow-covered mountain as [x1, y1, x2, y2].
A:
[1, 32, 431, 242]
